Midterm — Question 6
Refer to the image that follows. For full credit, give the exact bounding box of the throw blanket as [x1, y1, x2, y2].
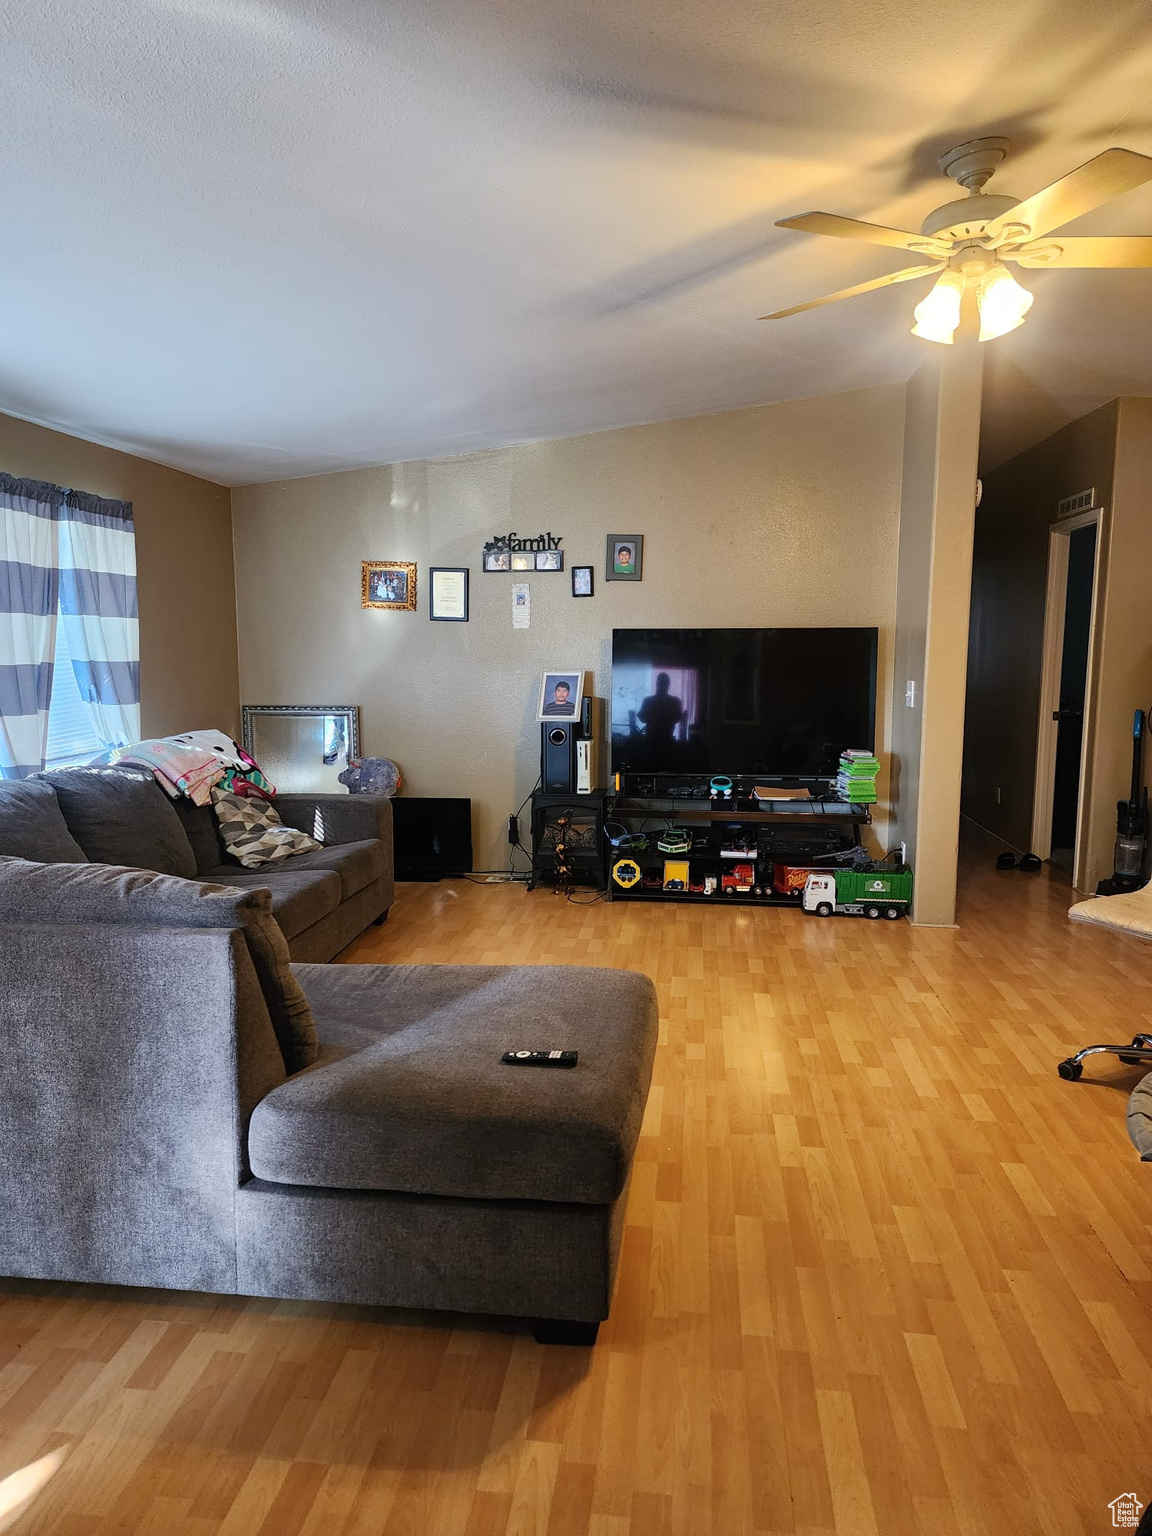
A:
[102, 739, 224, 805]
[100, 731, 276, 805]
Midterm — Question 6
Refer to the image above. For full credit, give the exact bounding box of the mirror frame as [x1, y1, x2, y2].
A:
[240, 704, 361, 769]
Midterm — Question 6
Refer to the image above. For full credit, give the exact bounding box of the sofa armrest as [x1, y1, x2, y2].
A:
[275, 793, 393, 851]
[0, 921, 286, 1292]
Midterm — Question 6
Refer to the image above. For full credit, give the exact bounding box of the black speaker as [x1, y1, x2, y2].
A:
[541, 722, 578, 792]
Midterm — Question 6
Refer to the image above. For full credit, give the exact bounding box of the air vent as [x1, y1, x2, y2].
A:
[1056, 487, 1096, 518]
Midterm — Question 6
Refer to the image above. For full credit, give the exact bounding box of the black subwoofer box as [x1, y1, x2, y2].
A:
[390, 797, 473, 880]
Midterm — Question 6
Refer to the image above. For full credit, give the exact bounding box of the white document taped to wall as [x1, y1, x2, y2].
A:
[512, 583, 530, 629]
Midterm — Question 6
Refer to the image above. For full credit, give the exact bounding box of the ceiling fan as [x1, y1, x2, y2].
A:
[763, 138, 1152, 343]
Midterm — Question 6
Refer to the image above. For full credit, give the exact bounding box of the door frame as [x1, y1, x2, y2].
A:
[1031, 505, 1106, 887]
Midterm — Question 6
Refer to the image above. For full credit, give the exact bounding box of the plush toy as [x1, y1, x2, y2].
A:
[338, 757, 402, 797]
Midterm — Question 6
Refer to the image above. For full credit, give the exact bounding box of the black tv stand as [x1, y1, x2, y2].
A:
[603, 785, 871, 908]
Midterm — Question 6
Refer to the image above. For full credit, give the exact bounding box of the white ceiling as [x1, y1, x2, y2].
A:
[4, 0, 1152, 485]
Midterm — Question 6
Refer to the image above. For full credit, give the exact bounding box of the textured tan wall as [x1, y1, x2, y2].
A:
[962, 402, 1118, 860]
[232, 386, 905, 870]
[0, 413, 239, 739]
[890, 344, 983, 926]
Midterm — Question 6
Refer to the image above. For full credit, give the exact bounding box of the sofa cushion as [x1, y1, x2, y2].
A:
[0, 857, 318, 1073]
[199, 865, 342, 941]
[38, 766, 197, 878]
[259, 839, 385, 901]
[0, 779, 89, 863]
[173, 798, 227, 875]
[248, 962, 659, 1204]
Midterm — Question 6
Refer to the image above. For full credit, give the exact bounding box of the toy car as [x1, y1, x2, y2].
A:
[773, 864, 821, 897]
[721, 862, 756, 894]
[657, 827, 692, 854]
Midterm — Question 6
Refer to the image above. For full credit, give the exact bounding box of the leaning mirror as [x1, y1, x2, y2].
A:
[241, 705, 360, 793]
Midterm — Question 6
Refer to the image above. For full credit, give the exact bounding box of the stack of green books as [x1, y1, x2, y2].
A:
[836, 750, 879, 804]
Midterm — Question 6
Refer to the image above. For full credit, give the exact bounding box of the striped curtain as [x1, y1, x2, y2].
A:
[57, 490, 140, 751]
[0, 475, 139, 780]
[0, 478, 63, 778]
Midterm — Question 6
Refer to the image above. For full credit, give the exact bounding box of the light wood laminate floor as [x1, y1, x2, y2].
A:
[3, 843, 1152, 1535]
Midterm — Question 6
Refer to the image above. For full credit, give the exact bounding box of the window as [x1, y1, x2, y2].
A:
[44, 606, 105, 768]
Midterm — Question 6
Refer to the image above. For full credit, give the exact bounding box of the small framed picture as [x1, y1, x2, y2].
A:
[510, 552, 533, 571]
[429, 567, 469, 622]
[362, 560, 417, 610]
[606, 535, 643, 581]
[535, 548, 564, 572]
[571, 565, 594, 597]
[536, 670, 584, 723]
[483, 548, 510, 572]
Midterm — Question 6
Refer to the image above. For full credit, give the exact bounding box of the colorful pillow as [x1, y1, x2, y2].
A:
[212, 788, 321, 868]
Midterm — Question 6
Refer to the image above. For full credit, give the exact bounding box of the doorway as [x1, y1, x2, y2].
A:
[1031, 508, 1104, 886]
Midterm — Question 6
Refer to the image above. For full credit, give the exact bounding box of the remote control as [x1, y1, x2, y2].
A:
[501, 1050, 578, 1068]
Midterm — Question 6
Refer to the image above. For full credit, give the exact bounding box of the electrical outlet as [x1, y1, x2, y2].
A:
[900, 841, 907, 865]
[905, 679, 916, 708]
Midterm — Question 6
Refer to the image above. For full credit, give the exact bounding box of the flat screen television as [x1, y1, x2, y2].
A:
[610, 627, 877, 779]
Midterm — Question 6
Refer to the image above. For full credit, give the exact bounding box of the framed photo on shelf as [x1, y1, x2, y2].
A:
[536, 670, 584, 723]
[535, 548, 564, 571]
[571, 564, 594, 597]
[429, 567, 469, 622]
[362, 560, 417, 610]
[606, 535, 643, 581]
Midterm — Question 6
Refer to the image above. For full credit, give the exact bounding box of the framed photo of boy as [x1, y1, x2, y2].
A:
[571, 565, 594, 597]
[536, 670, 584, 723]
[606, 535, 643, 581]
[429, 567, 469, 621]
[362, 560, 417, 610]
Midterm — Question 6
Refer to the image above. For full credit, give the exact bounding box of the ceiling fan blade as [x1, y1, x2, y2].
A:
[775, 212, 949, 256]
[1009, 236, 1152, 268]
[760, 262, 944, 320]
[986, 148, 1152, 241]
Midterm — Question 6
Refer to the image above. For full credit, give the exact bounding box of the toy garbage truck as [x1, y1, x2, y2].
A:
[802, 868, 913, 919]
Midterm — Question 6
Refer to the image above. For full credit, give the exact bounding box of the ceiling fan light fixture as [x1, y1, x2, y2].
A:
[975, 263, 1033, 341]
[911, 269, 965, 344]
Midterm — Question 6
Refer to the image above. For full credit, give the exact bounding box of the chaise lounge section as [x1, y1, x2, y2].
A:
[0, 856, 658, 1341]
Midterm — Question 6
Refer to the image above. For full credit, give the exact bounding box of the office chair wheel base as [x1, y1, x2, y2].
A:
[1057, 1059, 1083, 1081]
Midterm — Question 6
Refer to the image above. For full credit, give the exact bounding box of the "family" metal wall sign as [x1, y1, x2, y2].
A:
[482, 532, 565, 573]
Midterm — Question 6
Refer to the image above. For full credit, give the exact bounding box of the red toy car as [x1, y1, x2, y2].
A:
[721, 862, 756, 894]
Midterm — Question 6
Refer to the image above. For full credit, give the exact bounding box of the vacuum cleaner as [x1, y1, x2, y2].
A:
[1098, 709, 1147, 894]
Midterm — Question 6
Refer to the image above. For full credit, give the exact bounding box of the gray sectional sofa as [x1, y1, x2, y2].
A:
[4, 766, 393, 959]
[0, 770, 658, 1340]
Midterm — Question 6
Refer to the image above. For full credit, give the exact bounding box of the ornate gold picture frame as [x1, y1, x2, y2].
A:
[362, 560, 417, 610]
